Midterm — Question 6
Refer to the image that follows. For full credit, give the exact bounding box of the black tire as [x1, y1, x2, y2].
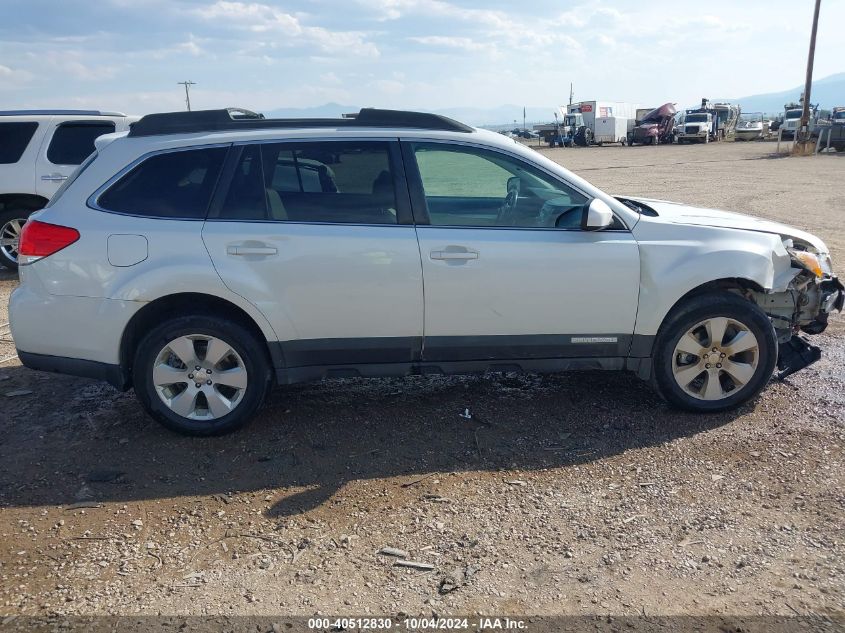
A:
[132, 315, 272, 436]
[652, 292, 777, 412]
[0, 209, 31, 271]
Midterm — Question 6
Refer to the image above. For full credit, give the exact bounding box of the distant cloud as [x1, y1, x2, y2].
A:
[190, 1, 380, 57]
[0, 0, 841, 114]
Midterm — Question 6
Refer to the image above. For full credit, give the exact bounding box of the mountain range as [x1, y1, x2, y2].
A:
[264, 72, 845, 125]
[716, 72, 845, 114]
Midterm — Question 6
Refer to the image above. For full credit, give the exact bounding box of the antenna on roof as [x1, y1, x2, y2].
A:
[177, 80, 196, 112]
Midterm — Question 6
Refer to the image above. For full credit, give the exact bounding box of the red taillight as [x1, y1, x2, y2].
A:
[18, 220, 80, 260]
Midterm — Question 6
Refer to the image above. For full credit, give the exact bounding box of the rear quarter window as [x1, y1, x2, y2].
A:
[96, 147, 228, 219]
[0, 121, 38, 164]
[47, 122, 115, 166]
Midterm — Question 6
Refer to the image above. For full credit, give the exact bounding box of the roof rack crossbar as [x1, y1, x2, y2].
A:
[128, 107, 472, 137]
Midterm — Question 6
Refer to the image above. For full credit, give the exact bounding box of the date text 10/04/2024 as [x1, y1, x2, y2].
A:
[307, 617, 527, 630]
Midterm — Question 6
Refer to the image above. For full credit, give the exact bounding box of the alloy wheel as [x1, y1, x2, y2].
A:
[0, 217, 25, 264]
[671, 316, 760, 401]
[152, 334, 248, 420]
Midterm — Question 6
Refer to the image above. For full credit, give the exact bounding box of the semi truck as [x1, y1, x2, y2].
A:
[629, 103, 677, 145]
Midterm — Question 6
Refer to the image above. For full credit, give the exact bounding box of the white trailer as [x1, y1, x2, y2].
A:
[565, 101, 639, 145]
[566, 101, 639, 130]
[593, 116, 630, 145]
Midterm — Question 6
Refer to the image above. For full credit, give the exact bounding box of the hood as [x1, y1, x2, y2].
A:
[626, 197, 829, 254]
[641, 103, 677, 123]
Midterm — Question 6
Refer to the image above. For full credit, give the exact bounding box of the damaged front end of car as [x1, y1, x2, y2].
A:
[747, 238, 844, 378]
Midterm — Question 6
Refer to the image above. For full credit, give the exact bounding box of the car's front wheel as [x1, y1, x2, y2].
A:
[653, 292, 777, 412]
[133, 315, 272, 435]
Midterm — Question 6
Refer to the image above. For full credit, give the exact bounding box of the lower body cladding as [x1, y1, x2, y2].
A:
[272, 334, 650, 384]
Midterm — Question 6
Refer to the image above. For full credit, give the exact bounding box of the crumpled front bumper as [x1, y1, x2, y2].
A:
[821, 276, 845, 313]
[798, 275, 843, 335]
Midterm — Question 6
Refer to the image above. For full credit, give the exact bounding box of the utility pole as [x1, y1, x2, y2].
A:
[569, 83, 574, 106]
[177, 80, 196, 112]
[794, 0, 821, 155]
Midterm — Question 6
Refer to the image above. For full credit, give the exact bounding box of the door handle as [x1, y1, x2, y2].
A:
[430, 249, 478, 261]
[226, 245, 278, 256]
[41, 173, 68, 182]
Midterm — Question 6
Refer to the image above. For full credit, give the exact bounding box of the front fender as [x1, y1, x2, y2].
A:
[633, 221, 795, 336]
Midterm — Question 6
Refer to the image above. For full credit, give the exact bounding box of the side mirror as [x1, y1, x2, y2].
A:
[582, 198, 614, 231]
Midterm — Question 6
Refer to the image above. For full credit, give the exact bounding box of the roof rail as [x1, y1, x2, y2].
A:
[128, 107, 473, 137]
[0, 109, 127, 117]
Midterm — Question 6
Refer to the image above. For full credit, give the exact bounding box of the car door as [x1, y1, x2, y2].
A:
[404, 140, 640, 363]
[36, 118, 116, 198]
[202, 139, 425, 373]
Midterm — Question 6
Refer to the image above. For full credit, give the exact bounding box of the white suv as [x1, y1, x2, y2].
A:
[9, 108, 843, 435]
[0, 110, 136, 269]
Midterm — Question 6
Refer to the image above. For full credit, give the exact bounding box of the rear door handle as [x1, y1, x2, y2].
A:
[430, 250, 478, 261]
[41, 173, 68, 182]
[226, 245, 278, 256]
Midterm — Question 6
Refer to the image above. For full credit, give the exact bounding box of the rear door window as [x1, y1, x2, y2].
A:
[47, 122, 116, 165]
[212, 141, 398, 224]
[97, 146, 228, 219]
[0, 122, 38, 164]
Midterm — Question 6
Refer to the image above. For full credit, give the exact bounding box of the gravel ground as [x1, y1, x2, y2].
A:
[0, 141, 843, 625]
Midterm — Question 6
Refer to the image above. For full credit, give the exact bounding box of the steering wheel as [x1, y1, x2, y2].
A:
[496, 177, 521, 225]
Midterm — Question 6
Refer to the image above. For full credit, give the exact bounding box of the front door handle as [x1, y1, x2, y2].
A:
[41, 173, 68, 182]
[430, 249, 479, 261]
[226, 245, 278, 256]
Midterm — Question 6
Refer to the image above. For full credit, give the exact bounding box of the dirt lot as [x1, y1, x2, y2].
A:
[0, 141, 843, 626]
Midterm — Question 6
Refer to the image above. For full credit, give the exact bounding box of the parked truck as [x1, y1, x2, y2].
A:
[824, 106, 845, 152]
[629, 103, 677, 145]
[781, 101, 831, 139]
[676, 99, 740, 143]
[534, 108, 583, 147]
[677, 110, 714, 144]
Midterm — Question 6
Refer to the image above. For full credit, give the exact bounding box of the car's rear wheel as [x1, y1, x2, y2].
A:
[653, 292, 777, 412]
[133, 315, 272, 435]
[0, 210, 28, 271]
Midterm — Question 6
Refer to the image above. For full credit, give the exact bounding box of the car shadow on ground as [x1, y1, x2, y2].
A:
[0, 365, 749, 516]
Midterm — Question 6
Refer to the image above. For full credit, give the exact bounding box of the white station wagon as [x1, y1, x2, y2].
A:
[9, 108, 843, 435]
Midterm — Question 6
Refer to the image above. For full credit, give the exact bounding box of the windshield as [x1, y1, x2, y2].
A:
[834, 111, 845, 121]
[564, 115, 578, 126]
[785, 109, 802, 119]
[686, 114, 709, 123]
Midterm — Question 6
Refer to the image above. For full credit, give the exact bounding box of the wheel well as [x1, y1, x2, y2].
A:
[658, 278, 766, 334]
[0, 194, 49, 214]
[120, 293, 274, 386]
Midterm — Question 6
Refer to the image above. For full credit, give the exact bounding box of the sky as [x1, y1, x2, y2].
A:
[1, 0, 843, 116]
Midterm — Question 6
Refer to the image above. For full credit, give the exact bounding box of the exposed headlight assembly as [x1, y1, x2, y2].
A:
[789, 249, 824, 278]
